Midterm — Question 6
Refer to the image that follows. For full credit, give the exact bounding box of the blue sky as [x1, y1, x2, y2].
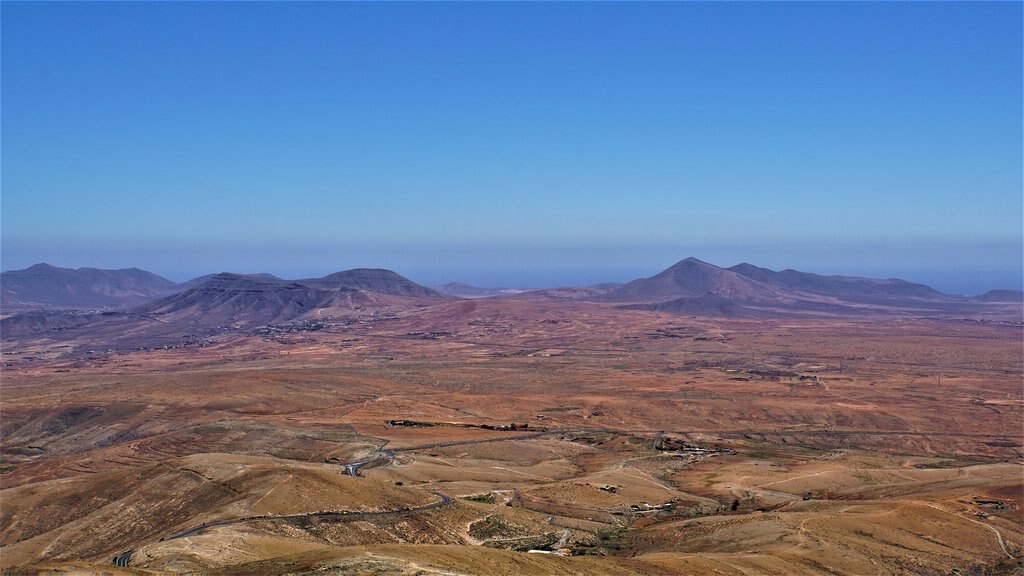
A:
[2, 2, 1021, 293]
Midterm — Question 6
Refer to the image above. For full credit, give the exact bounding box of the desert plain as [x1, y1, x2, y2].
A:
[1, 290, 1021, 575]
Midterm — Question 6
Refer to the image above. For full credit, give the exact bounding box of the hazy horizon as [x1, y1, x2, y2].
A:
[3, 3, 1021, 297]
[2, 243, 1021, 297]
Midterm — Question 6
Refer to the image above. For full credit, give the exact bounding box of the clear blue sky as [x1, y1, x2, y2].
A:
[2, 2, 1021, 293]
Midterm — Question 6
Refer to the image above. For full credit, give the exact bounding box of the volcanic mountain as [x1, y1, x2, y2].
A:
[135, 273, 339, 327]
[974, 289, 1024, 303]
[598, 258, 786, 303]
[599, 257, 1017, 318]
[136, 269, 443, 327]
[301, 268, 442, 298]
[0, 267, 447, 346]
[175, 272, 282, 292]
[726, 262, 945, 303]
[1, 263, 181, 310]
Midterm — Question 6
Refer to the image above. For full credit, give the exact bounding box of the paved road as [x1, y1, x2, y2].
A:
[554, 528, 571, 549]
[125, 425, 1014, 562]
[112, 550, 133, 567]
[343, 446, 396, 477]
[545, 515, 572, 549]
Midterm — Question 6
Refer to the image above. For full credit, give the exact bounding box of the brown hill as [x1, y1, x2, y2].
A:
[1, 263, 181, 310]
[131, 268, 443, 328]
[177, 272, 282, 291]
[974, 289, 1024, 303]
[0, 454, 431, 567]
[0, 309, 101, 337]
[727, 262, 948, 303]
[302, 268, 442, 298]
[0, 268, 446, 350]
[599, 258, 784, 303]
[620, 293, 757, 317]
[136, 273, 343, 327]
[1, 293, 1021, 574]
[599, 257, 1018, 318]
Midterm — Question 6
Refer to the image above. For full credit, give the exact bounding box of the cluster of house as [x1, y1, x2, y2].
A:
[253, 319, 326, 335]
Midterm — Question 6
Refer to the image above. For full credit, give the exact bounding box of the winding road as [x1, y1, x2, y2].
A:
[924, 502, 1014, 559]
[113, 425, 1017, 567]
[112, 550, 133, 567]
[343, 444, 396, 477]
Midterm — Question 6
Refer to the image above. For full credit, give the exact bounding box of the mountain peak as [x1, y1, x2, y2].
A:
[321, 268, 404, 281]
[676, 257, 710, 266]
[26, 262, 60, 271]
[304, 268, 442, 298]
[2, 264, 181, 309]
[205, 272, 278, 282]
[729, 262, 761, 271]
[601, 257, 770, 303]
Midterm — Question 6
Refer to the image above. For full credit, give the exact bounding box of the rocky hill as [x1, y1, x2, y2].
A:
[1, 264, 181, 310]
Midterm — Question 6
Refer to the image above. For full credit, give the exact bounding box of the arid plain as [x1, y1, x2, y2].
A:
[2, 283, 1022, 575]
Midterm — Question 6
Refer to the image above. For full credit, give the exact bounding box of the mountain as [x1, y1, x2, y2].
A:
[598, 257, 1022, 318]
[177, 272, 281, 291]
[136, 269, 442, 328]
[727, 263, 944, 303]
[1, 263, 181, 310]
[600, 257, 954, 306]
[1, 267, 447, 350]
[301, 269, 442, 298]
[974, 289, 1024, 303]
[0, 309, 101, 337]
[0, 265, 440, 316]
[598, 258, 783, 303]
[2, 260, 1019, 349]
[135, 273, 337, 327]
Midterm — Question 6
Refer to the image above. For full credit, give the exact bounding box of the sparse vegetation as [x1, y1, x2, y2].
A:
[1, 305, 1019, 574]
[573, 527, 630, 556]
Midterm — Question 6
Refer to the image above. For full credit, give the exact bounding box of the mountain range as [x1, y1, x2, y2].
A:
[1, 263, 182, 309]
[1, 259, 1020, 340]
[0, 265, 441, 311]
[594, 257, 1018, 317]
[0, 267, 445, 345]
[133, 269, 442, 327]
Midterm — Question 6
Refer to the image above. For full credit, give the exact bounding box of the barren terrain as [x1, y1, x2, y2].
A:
[2, 296, 1021, 574]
